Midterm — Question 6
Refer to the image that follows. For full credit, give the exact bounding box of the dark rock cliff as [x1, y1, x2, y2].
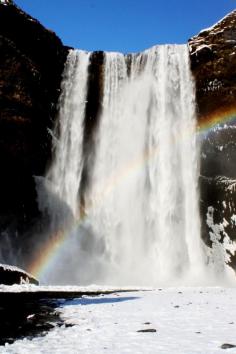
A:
[189, 11, 236, 268]
[79, 51, 105, 214]
[189, 11, 236, 118]
[0, 2, 68, 236]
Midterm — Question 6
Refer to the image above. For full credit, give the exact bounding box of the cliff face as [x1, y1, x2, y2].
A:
[189, 11, 236, 118]
[189, 11, 236, 268]
[0, 2, 68, 234]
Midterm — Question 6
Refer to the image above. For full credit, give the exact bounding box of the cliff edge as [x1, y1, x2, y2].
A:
[0, 2, 68, 233]
[189, 11, 236, 268]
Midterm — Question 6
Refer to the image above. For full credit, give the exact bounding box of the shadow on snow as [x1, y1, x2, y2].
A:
[62, 295, 140, 306]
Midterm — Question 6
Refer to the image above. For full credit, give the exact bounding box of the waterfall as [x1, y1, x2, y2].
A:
[41, 45, 232, 286]
[48, 50, 90, 217]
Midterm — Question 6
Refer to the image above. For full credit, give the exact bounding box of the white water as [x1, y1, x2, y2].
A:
[42, 45, 234, 286]
[83, 45, 205, 285]
[48, 50, 90, 216]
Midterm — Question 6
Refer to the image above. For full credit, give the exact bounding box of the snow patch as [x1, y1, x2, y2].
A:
[206, 206, 236, 267]
[0, 284, 149, 293]
[231, 214, 236, 225]
[197, 10, 236, 36]
[202, 79, 223, 93]
[216, 176, 236, 192]
[191, 44, 212, 55]
[0, 0, 10, 4]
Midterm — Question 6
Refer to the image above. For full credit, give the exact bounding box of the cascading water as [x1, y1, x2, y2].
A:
[48, 50, 90, 216]
[41, 45, 233, 286]
[82, 45, 205, 285]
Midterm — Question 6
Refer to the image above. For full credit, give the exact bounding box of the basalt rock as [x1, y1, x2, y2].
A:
[199, 175, 236, 263]
[0, 2, 68, 235]
[189, 10, 236, 118]
[189, 11, 236, 270]
[79, 51, 105, 213]
[0, 263, 38, 285]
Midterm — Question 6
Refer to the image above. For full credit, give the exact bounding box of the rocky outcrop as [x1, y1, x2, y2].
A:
[189, 11, 236, 269]
[79, 51, 105, 212]
[189, 10, 236, 118]
[0, 2, 68, 235]
[199, 175, 236, 268]
[0, 263, 38, 285]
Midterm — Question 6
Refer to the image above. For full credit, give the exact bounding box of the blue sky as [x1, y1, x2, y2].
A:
[15, 0, 236, 53]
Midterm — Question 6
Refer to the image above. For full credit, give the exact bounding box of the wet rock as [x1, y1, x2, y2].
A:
[64, 323, 74, 328]
[79, 51, 105, 213]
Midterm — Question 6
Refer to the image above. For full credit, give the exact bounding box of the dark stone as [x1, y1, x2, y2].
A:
[64, 323, 74, 328]
[0, 263, 38, 285]
[0, 296, 62, 346]
[137, 328, 157, 333]
[79, 51, 105, 214]
[221, 343, 236, 349]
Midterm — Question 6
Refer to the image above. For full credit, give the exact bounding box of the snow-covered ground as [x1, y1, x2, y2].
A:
[2, 287, 236, 354]
[0, 284, 147, 293]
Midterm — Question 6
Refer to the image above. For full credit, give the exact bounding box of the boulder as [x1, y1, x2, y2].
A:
[0, 263, 38, 285]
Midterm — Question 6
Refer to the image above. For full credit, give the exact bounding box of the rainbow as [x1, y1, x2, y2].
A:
[28, 229, 65, 281]
[27, 148, 152, 280]
[197, 105, 236, 134]
[27, 105, 236, 281]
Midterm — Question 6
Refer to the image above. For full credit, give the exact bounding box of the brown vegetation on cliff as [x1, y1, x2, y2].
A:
[189, 11, 236, 269]
[189, 10, 236, 119]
